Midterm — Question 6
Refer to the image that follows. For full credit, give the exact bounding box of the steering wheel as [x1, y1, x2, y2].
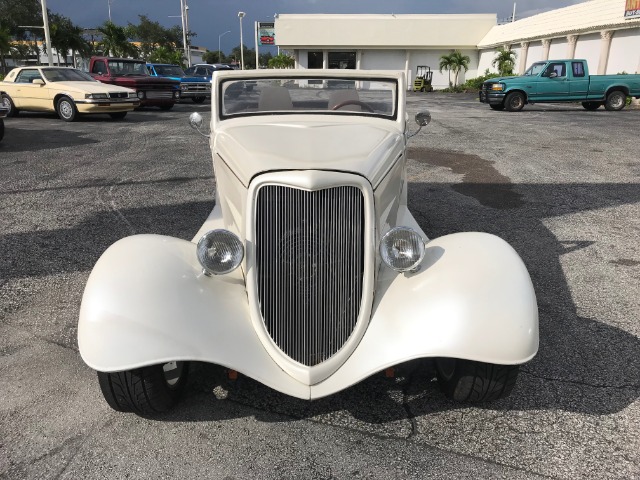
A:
[331, 100, 374, 113]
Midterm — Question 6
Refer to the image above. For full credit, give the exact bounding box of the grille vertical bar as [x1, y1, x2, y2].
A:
[255, 185, 365, 366]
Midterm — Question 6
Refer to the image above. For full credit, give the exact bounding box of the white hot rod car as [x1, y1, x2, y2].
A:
[79, 70, 538, 415]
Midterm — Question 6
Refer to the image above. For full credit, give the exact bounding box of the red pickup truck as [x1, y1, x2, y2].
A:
[89, 56, 180, 110]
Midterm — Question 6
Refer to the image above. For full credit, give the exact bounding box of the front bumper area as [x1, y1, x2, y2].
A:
[479, 90, 506, 105]
[75, 98, 139, 112]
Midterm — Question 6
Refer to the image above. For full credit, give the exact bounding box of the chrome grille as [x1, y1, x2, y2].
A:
[256, 185, 365, 367]
[108, 92, 128, 99]
[144, 90, 173, 99]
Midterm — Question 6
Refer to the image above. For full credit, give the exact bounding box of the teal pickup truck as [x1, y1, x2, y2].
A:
[479, 59, 640, 112]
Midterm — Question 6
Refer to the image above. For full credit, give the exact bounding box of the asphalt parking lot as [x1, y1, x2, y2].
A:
[0, 94, 638, 479]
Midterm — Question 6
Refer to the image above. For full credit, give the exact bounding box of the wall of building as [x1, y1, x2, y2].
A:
[608, 27, 640, 74]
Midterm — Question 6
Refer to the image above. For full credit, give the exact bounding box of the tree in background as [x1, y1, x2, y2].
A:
[98, 21, 137, 58]
[259, 52, 273, 68]
[202, 50, 224, 64]
[0, 0, 40, 71]
[148, 46, 184, 66]
[440, 50, 470, 86]
[49, 13, 90, 66]
[127, 15, 184, 62]
[492, 47, 516, 76]
[268, 53, 294, 69]
[230, 44, 256, 69]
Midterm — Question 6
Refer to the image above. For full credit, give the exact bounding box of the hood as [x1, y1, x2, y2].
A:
[215, 120, 404, 187]
[486, 75, 521, 83]
[52, 81, 134, 93]
[108, 75, 179, 87]
[181, 76, 209, 83]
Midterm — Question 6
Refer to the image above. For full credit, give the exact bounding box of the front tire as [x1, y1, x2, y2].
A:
[192, 96, 206, 104]
[436, 358, 519, 402]
[504, 91, 525, 112]
[604, 90, 627, 111]
[56, 96, 78, 122]
[2, 93, 19, 117]
[159, 104, 174, 111]
[97, 361, 189, 415]
[582, 101, 601, 111]
[490, 104, 505, 111]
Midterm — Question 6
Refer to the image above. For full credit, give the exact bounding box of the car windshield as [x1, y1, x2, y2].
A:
[42, 68, 96, 82]
[523, 62, 546, 76]
[154, 65, 185, 77]
[221, 77, 398, 119]
[108, 60, 148, 76]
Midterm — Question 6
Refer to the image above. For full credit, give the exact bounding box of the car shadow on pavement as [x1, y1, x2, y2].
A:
[0, 125, 99, 153]
[1, 176, 638, 419]
[158, 173, 639, 421]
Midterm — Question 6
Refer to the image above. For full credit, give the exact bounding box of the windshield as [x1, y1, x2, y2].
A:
[42, 68, 96, 82]
[523, 62, 546, 76]
[108, 60, 148, 76]
[153, 65, 185, 77]
[220, 77, 397, 119]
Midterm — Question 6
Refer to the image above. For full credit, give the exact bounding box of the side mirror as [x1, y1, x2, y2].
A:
[33, 78, 45, 85]
[407, 110, 431, 139]
[188, 112, 210, 138]
[415, 111, 431, 127]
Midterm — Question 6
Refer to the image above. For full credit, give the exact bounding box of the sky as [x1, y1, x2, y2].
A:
[46, 0, 585, 54]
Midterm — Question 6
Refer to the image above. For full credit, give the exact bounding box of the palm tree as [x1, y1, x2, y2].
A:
[98, 21, 137, 58]
[492, 48, 517, 76]
[268, 53, 294, 69]
[439, 52, 454, 87]
[449, 50, 471, 86]
[0, 27, 13, 73]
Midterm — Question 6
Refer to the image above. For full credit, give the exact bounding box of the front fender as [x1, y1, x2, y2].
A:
[78, 234, 310, 399]
[310, 224, 538, 398]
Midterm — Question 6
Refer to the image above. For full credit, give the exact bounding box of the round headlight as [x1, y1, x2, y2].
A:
[380, 227, 426, 272]
[174, 90, 180, 99]
[137, 90, 145, 99]
[197, 229, 244, 275]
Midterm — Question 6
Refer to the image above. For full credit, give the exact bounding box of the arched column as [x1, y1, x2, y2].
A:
[567, 35, 579, 59]
[598, 30, 613, 74]
[542, 39, 551, 61]
[518, 42, 529, 74]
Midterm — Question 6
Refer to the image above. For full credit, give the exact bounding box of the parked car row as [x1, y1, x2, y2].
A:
[0, 57, 231, 125]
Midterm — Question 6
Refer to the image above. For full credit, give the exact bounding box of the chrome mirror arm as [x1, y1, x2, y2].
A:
[188, 112, 210, 138]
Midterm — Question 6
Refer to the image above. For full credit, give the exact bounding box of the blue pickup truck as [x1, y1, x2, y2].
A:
[480, 59, 640, 112]
[146, 63, 211, 103]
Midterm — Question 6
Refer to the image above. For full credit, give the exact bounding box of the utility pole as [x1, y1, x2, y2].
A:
[512, 2, 517, 22]
[238, 11, 245, 70]
[179, 0, 189, 67]
[41, 0, 54, 66]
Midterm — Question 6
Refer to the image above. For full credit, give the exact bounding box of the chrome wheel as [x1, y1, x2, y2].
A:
[59, 100, 73, 119]
[56, 96, 77, 121]
[162, 361, 186, 389]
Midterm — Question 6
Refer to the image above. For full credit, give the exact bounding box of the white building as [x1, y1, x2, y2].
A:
[274, 0, 640, 89]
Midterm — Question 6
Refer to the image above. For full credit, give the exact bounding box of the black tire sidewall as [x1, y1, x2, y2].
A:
[505, 92, 525, 112]
[0, 119, 4, 142]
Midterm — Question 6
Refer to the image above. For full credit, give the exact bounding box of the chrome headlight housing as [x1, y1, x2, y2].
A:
[180, 84, 188, 91]
[491, 83, 506, 91]
[197, 229, 244, 275]
[380, 227, 426, 272]
[85, 93, 108, 99]
[128, 92, 138, 98]
[137, 90, 145, 99]
[173, 90, 181, 99]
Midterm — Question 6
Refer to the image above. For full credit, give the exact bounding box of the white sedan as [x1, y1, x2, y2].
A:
[1, 66, 139, 121]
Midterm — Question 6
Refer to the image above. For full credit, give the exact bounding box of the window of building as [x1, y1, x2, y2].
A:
[328, 51, 356, 69]
[308, 51, 323, 69]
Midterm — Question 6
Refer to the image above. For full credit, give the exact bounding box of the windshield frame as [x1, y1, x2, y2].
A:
[523, 62, 547, 77]
[107, 60, 149, 76]
[218, 75, 399, 122]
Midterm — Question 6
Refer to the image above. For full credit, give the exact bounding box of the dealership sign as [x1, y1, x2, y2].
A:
[625, 0, 640, 18]
[257, 22, 275, 46]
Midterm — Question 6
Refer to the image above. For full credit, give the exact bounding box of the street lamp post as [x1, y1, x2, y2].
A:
[41, 0, 54, 66]
[179, 0, 189, 67]
[218, 30, 230, 64]
[238, 11, 245, 70]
